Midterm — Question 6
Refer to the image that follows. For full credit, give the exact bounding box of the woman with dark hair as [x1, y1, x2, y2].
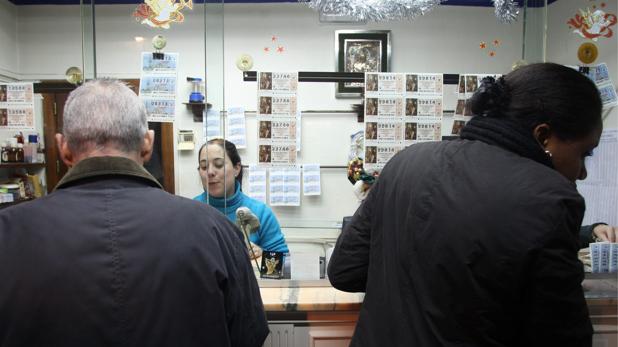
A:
[194, 138, 288, 257]
[329, 63, 602, 346]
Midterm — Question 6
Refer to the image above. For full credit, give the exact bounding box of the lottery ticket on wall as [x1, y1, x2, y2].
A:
[576, 63, 611, 86]
[269, 166, 301, 206]
[406, 97, 442, 121]
[454, 73, 501, 130]
[365, 97, 404, 118]
[404, 73, 443, 144]
[258, 117, 298, 142]
[257, 95, 298, 117]
[403, 121, 441, 147]
[412, 74, 443, 95]
[257, 72, 300, 168]
[458, 73, 501, 100]
[0, 83, 35, 130]
[139, 76, 177, 97]
[599, 84, 618, 109]
[364, 72, 444, 170]
[142, 53, 178, 73]
[365, 73, 405, 95]
[139, 52, 178, 122]
[258, 72, 299, 93]
[364, 144, 402, 169]
[143, 99, 175, 121]
[365, 121, 403, 143]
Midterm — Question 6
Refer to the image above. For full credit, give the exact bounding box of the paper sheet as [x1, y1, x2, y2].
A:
[302, 164, 321, 196]
[139, 52, 178, 123]
[226, 107, 247, 149]
[290, 252, 321, 280]
[0, 83, 35, 130]
[577, 128, 618, 226]
[247, 165, 267, 203]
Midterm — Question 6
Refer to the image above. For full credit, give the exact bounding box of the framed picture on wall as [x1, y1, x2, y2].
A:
[335, 30, 391, 98]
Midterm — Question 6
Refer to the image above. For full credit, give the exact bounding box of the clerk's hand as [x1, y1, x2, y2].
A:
[592, 224, 618, 242]
[248, 242, 263, 260]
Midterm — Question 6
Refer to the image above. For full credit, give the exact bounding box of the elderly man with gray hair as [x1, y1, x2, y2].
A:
[0, 79, 269, 347]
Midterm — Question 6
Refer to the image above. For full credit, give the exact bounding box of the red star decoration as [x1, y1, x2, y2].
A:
[479, 42, 487, 49]
[276, 46, 285, 53]
[271, 35, 277, 42]
[263, 47, 270, 52]
[493, 39, 501, 46]
[489, 51, 496, 57]
[601, 2, 606, 7]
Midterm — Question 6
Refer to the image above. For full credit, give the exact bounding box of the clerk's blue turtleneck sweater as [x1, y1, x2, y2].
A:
[194, 181, 289, 253]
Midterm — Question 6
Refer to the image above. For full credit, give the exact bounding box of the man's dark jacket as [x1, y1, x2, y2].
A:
[0, 156, 269, 347]
[328, 139, 592, 347]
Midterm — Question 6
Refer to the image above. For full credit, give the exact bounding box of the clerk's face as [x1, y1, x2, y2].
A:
[198, 144, 239, 198]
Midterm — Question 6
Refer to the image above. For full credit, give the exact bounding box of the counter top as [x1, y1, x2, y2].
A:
[259, 280, 364, 312]
[258, 276, 616, 313]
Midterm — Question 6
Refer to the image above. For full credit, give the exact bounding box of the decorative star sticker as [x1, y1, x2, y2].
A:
[276, 46, 285, 53]
[489, 51, 496, 57]
[493, 39, 501, 46]
[271, 35, 277, 42]
[479, 42, 487, 49]
[264, 47, 270, 52]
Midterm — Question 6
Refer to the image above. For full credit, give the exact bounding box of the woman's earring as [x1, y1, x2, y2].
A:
[545, 149, 553, 158]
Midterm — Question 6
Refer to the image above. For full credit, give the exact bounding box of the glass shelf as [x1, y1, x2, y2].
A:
[0, 162, 46, 169]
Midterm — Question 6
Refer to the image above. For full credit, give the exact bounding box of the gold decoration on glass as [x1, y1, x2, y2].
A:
[577, 42, 599, 64]
[65, 66, 83, 85]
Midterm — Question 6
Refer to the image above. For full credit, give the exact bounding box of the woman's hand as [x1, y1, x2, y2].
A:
[248, 242, 263, 260]
[592, 224, 618, 242]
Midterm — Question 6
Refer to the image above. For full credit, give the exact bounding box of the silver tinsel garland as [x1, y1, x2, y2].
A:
[493, 0, 519, 24]
[301, 0, 519, 23]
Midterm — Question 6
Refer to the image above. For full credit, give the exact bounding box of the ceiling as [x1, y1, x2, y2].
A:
[7, 0, 555, 7]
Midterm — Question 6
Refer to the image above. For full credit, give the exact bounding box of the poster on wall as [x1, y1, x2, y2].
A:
[203, 108, 221, 140]
[257, 71, 299, 166]
[302, 164, 321, 196]
[139, 52, 179, 122]
[363, 72, 443, 171]
[225, 107, 247, 149]
[247, 166, 268, 203]
[269, 166, 301, 206]
[0, 83, 35, 130]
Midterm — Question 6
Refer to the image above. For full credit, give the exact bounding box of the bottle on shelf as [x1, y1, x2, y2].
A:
[1, 141, 8, 163]
[15, 143, 24, 162]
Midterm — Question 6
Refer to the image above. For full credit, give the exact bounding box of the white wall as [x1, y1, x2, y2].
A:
[546, 0, 618, 128]
[10, 3, 529, 225]
[0, 0, 19, 81]
[17, 5, 83, 80]
[223, 4, 523, 111]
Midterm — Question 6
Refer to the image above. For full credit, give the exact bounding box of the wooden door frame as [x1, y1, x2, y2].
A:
[35, 81, 175, 194]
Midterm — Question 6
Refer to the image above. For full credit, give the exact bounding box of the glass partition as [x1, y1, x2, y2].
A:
[77, 0, 556, 231]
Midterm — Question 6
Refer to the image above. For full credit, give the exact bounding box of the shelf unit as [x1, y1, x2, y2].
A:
[1, 162, 47, 209]
[0, 162, 46, 169]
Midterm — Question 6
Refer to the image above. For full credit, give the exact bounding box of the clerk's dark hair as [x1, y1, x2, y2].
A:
[198, 139, 243, 183]
[467, 62, 602, 140]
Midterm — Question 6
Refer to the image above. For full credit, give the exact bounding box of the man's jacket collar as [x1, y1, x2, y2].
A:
[55, 156, 163, 190]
